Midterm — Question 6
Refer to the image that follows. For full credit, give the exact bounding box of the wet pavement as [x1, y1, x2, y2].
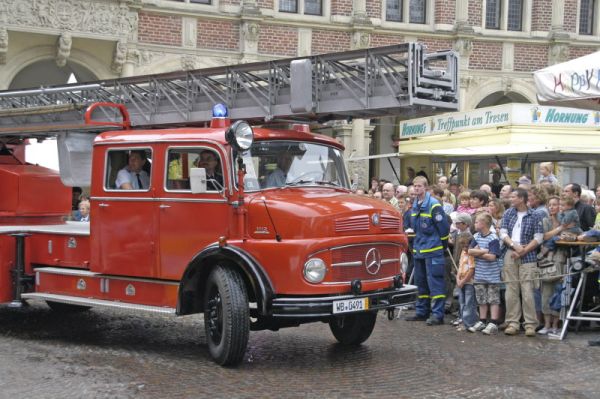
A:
[0, 303, 599, 398]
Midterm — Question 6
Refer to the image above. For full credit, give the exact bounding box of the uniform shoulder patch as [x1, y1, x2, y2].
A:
[435, 213, 444, 222]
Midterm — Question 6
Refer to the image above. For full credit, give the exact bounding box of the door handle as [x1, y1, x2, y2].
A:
[159, 204, 171, 209]
[99, 203, 109, 208]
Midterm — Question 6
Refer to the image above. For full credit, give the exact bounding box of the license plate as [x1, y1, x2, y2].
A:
[332, 297, 369, 314]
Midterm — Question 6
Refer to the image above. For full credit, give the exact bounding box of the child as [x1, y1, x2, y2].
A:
[450, 213, 474, 259]
[456, 248, 477, 331]
[467, 213, 503, 335]
[456, 191, 475, 215]
[442, 189, 455, 216]
[449, 213, 474, 327]
[539, 195, 583, 261]
[469, 190, 491, 233]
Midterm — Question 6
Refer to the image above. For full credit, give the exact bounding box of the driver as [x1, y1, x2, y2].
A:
[266, 152, 293, 188]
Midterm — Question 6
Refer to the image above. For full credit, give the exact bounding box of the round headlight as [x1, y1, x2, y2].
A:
[226, 120, 254, 151]
[400, 252, 409, 274]
[303, 258, 327, 283]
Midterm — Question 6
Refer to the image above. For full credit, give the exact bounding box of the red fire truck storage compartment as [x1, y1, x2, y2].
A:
[0, 164, 70, 223]
[33, 268, 178, 308]
[0, 235, 16, 303]
[28, 233, 91, 270]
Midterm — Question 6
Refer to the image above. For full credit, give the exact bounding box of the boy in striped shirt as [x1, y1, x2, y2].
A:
[467, 213, 503, 335]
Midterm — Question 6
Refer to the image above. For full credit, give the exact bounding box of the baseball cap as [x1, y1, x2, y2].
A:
[451, 212, 472, 226]
[516, 176, 532, 185]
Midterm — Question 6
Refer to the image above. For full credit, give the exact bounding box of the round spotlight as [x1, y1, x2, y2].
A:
[226, 120, 254, 151]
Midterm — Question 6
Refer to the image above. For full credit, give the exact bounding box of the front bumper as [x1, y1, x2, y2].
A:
[270, 284, 417, 318]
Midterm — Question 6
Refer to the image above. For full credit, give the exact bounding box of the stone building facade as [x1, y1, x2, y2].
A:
[0, 0, 599, 185]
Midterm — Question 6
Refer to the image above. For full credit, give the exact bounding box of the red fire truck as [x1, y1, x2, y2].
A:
[0, 44, 458, 366]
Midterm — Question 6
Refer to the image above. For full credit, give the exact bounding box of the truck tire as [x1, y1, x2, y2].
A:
[329, 311, 377, 345]
[46, 301, 91, 313]
[203, 265, 249, 366]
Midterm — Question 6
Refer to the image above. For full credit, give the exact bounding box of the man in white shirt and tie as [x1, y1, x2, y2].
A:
[266, 152, 293, 188]
[116, 150, 150, 190]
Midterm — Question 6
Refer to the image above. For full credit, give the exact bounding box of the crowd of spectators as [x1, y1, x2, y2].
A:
[355, 163, 600, 339]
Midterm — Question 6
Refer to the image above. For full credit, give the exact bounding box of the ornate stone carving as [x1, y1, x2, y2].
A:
[460, 75, 481, 89]
[453, 38, 473, 57]
[112, 40, 127, 74]
[0, 0, 138, 39]
[502, 76, 513, 94]
[135, 49, 161, 66]
[0, 27, 7, 65]
[243, 22, 260, 42]
[181, 55, 199, 71]
[55, 31, 71, 67]
[352, 31, 370, 50]
[549, 43, 569, 65]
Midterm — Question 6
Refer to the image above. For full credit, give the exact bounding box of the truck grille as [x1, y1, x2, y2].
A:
[380, 215, 400, 230]
[329, 243, 401, 282]
[334, 215, 369, 232]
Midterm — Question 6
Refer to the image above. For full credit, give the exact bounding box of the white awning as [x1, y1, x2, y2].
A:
[399, 125, 600, 157]
[397, 104, 600, 156]
[534, 51, 600, 109]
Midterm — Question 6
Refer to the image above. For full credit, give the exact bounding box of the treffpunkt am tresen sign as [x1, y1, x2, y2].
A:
[399, 104, 600, 139]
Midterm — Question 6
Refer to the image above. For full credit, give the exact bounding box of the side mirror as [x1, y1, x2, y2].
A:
[190, 168, 207, 193]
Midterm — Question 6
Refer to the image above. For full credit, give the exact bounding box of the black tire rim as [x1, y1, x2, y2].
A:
[207, 286, 223, 345]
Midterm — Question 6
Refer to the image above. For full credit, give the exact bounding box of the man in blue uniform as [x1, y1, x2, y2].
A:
[405, 175, 450, 325]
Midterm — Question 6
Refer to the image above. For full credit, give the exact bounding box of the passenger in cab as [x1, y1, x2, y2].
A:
[76, 200, 90, 222]
[194, 150, 223, 191]
[116, 150, 150, 190]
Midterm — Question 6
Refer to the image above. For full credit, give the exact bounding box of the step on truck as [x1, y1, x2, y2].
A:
[0, 43, 459, 365]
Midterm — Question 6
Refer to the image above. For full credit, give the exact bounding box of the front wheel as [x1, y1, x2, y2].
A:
[329, 312, 377, 345]
[203, 266, 249, 366]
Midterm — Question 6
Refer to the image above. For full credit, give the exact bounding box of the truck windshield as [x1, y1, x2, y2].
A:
[238, 141, 350, 191]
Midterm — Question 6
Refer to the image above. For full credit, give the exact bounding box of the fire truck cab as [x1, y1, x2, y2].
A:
[0, 105, 415, 366]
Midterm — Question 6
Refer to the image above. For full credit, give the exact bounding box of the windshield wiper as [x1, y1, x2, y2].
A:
[284, 179, 313, 186]
[313, 180, 340, 187]
[284, 180, 340, 187]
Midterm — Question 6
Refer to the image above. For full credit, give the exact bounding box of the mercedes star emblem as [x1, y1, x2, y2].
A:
[365, 247, 382, 275]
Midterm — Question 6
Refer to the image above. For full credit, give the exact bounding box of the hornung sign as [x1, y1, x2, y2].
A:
[399, 104, 600, 139]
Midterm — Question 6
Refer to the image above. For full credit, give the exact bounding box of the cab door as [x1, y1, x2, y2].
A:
[91, 146, 159, 278]
[157, 145, 231, 280]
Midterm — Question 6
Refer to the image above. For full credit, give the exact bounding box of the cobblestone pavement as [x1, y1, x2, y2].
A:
[0, 303, 599, 398]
